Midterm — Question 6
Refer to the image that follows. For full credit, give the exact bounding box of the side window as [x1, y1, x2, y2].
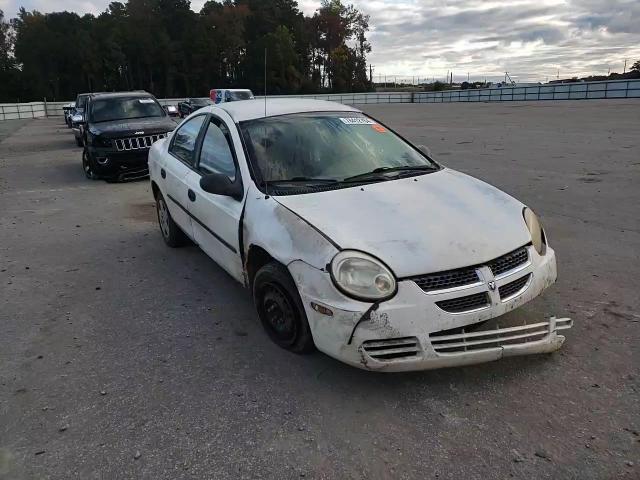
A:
[169, 115, 206, 166]
[198, 118, 237, 181]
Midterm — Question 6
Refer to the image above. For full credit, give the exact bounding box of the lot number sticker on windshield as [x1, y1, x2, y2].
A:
[139, 99, 155, 104]
[340, 117, 376, 125]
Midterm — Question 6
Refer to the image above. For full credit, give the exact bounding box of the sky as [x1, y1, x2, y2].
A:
[1, 0, 639, 83]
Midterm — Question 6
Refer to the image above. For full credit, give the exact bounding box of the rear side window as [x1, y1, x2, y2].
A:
[227, 91, 253, 101]
[169, 115, 206, 166]
[76, 96, 88, 109]
[198, 118, 236, 180]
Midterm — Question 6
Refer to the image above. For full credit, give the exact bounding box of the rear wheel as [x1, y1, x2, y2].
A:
[253, 262, 315, 354]
[82, 149, 98, 180]
[155, 191, 188, 247]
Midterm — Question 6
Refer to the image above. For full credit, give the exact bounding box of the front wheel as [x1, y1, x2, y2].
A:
[155, 192, 188, 247]
[82, 149, 98, 180]
[253, 262, 315, 354]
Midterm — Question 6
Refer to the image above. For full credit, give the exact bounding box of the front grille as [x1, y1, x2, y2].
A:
[436, 292, 489, 313]
[114, 133, 167, 152]
[429, 316, 572, 354]
[361, 337, 420, 361]
[498, 274, 531, 300]
[412, 267, 479, 292]
[487, 246, 529, 276]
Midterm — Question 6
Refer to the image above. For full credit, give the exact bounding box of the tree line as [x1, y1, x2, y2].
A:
[0, 0, 372, 102]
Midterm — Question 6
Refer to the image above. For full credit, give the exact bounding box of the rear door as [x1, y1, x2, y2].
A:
[183, 113, 245, 281]
[164, 114, 207, 239]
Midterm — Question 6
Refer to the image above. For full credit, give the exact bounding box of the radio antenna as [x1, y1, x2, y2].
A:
[263, 47, 270, 198]
[264, 48, 267, 118]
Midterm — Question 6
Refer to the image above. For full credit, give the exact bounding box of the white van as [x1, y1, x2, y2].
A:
[209, 89, 255, 104]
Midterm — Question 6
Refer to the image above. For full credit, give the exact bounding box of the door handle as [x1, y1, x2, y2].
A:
[160, 168, 166, 179]
[188, 189, 196, 202]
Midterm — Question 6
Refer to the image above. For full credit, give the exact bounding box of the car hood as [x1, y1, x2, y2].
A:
[274, 169, 532, 277]
[89, 117, 176, 138]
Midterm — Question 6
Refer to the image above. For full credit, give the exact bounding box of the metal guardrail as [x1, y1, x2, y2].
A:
[2, 79, 639, 121]
[0, 102, 48, 121]
[256, 92, 414, 105]
[414, 79, 640, 103]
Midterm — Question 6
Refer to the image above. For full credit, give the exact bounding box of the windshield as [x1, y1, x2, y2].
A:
[240, 112, 437, 185]
[90, 97, 165, 123]
[228, 91, 253, 101]
[192, 98, 213, 107]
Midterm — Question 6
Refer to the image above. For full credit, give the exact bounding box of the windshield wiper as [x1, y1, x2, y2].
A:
[343, 165, 437, 183]
[265, 177, 338, 185]
[94, 115, 162, 123]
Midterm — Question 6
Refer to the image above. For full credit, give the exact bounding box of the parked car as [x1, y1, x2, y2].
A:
[148, 99, 571, 372]
[82, 91, 176, 182]
[164, 104, 180, 118]
[70, 93, 92, 146]
[63, 102, 75, 127]
[209, 88, 255, 104]
[177, 98, 213, 118]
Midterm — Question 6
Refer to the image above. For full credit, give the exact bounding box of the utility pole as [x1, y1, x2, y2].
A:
[467, 72, 470, 82]
[623, 58, 627, 74]
[369, 64, 373, 83]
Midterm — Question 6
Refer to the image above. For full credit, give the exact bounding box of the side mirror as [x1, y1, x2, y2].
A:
[417, 144, 432, 158]
[200, 172, 243, 201]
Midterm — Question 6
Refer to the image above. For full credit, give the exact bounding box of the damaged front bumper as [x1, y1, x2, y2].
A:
[289, 246, 572, 372]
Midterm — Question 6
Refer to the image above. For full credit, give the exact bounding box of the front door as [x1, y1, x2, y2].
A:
[184, 114, 245, 282]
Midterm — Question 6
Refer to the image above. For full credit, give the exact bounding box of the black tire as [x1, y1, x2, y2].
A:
[82, 149, 98, 180]
[155, 191, 188, 247]
[253, 262, 315, 354]
[75, 136, 83, 147]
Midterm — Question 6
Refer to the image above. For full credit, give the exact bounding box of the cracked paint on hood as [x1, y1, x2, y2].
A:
[273, 168, 532, 277]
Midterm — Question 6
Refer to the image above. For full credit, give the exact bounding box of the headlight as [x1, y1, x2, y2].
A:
[330, 250, 397, 301]
[88, 132, 112, 148]
[523, 207, 546, 255]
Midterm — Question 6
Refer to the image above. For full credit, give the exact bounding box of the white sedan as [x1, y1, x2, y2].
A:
[148, 99, 571, 372]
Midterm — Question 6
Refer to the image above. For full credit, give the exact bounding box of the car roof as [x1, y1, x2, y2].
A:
[208, 98, 360, 122]
[88, 91, 154, 100]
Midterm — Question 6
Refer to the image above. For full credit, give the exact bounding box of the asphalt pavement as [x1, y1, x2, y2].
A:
[0, 100, 638, 479]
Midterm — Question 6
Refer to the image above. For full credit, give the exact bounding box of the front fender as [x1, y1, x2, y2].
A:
[242, 184, 339, 271]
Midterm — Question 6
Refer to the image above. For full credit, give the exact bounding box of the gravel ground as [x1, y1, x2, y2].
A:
[0, 100, 638, 480]
[0, 119, 31, 143]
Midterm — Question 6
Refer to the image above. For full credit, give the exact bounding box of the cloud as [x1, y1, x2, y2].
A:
[1, 0, 638, 82]
[341, 0, 640, 82]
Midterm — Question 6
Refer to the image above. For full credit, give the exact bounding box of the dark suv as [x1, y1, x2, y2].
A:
[82, 92, 176, 182]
